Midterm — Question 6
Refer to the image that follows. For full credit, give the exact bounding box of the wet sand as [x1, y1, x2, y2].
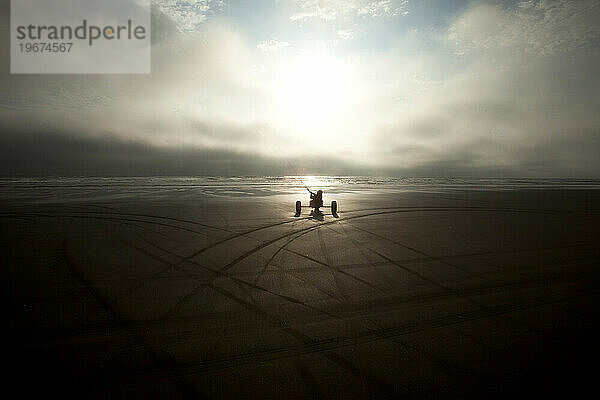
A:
[2, 179, 599, 399]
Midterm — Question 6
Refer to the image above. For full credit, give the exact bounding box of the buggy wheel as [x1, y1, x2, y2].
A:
[331, 200, 337, 215]
[295, 200, 302, 215]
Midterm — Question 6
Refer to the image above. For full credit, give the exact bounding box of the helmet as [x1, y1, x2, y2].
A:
[317, 190, 322, 195]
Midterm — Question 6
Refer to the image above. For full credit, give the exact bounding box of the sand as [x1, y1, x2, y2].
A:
[2, 178, 599, 399]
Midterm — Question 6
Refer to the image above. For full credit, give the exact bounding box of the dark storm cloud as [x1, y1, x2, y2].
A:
[0, 129, 275, 176]
[3, 127, 567, 178]
[0, 129, 369, 176]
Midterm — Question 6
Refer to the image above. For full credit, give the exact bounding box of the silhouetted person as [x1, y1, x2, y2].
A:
[308, 189, 323, 210]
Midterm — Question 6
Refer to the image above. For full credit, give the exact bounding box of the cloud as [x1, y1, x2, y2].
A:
[0, 5, 271, 149]
[373, 0, 600, 177]
[1, 0, 599, 177]
[154, 0, 224, 32]
[337, 29, 355, 39]
[448, 0, 600, 56]
[257, 39, 290, 52]
[290, 0, 408, 22]
[0, 129, 368, 177]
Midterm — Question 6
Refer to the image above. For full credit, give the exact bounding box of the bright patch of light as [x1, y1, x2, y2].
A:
[302, 175, 334, 190]
[274, 50, 355, 130]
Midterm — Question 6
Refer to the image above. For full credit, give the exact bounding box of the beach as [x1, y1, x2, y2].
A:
[2, 177, 599, 399]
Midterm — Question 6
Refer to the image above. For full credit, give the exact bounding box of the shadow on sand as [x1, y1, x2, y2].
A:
[309, 209, 325, 221]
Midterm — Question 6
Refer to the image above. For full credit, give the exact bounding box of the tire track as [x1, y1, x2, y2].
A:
[98, 220, 407, 398]
[173, 216, 314, 267]
[93, 214, 346, 327]
[61, 223, 207, 400]
[206, 283, 407, 399]
[330, 220, 400, 292]
[336, 205, 577, 217]
[316, 229, 348, 300]
[19, 259, 588, 356]
[284, 248, 386, 295]
[108, 292, 570, 385]
[249, 213, 307, 288]
[346, 222, 486, 280]
[33, 208, 233, 234]
[336, 220, 573, 348]
[10, 212, 217, 239]
[0, 215, 38, 225]
[134, 232, 347, 324]
[145, 206, 591, 326]
[52, 205, 592, 397]
[97, 209, 590, 390]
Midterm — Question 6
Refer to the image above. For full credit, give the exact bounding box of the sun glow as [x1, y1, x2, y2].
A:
[274, 50, 355, 129]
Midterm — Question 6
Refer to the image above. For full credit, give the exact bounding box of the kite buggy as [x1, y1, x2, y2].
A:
[295, 188, 338, 217]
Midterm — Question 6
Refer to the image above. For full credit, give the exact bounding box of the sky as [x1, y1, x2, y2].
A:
[1, 0, 600, 177]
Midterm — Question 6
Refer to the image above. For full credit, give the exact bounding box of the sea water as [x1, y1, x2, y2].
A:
[1, 176, 599, 205]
